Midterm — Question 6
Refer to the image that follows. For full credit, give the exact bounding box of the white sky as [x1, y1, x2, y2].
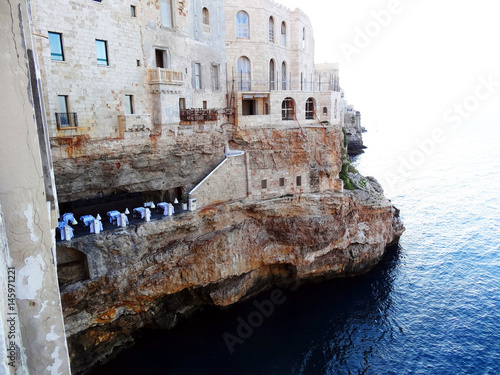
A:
[279, 0, 500, 132]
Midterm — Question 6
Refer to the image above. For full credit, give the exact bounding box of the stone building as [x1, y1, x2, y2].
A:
[31, 0, 345, 212]
[224, 0, 342, 128]
[32, 0, 228, 140]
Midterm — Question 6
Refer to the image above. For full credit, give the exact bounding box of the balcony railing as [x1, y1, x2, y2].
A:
[179, 108, 233, 123]
[117, 114, 152, 132]
[232, 78, 340, 93]
[56, 112, 78, 128]
[180, 108, 219, 122]
[148, 68, 184, 85]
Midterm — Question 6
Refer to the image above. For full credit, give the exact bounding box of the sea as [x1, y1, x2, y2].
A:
[90, 117, 500, 375]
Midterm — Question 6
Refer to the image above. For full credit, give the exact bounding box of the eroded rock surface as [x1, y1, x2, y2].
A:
[60, 184, 404, 373]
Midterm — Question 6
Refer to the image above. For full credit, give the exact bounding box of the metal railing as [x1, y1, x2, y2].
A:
[56, 112, 78, 128]
[233, 78, 340, 93]
[148, 68, 184, 85]
[179, 108, 233, 122]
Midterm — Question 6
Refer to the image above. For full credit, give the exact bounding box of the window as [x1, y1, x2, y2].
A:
[56, 95, 77, 128]
[281, 22, 286, 46]
[281, 62, 287, 90]
[323, 107, 328, 115]
[212, 64, 220, 90]
[296, 176, 302, 187]
[269, 59, 275, 90]
[265, 103, 269, 115]
[125, 95, 134, 114]
[269, 17, 274, 43]
[305, 98, 315, 120]
[58, 95, 68, 125]
[48, 32, 64, 61]
[161, 0, 173, 28]
[95, 39, 109, 65]
[334, 99, 338, 118]
[261, 180, 267, 189]
[237, 56, 251, 90]
[131, 5, 136, 17]
[236, 11, 249, 38]
[302, 27, 306, 49]
[279, 178, 285, 187]
[242, 99, 257, 116]
[137, 60, 141, 66]
[203, 8, 209, 25]
[194, 63, 202, 89]
[179, 98, 186, 110]
[301, 72, 303, 91]
[155, 49, 171, 68]
[203, 101, 207, 109]
[282, 97, 294, 120]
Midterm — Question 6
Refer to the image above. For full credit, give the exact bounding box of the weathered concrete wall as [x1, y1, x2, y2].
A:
[0, 0, 71, 373]
[189, 154, 248, 207]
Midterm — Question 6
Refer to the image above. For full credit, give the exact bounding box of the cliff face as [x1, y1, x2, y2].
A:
[50, 128, 232, 203]
[60, 185, 404, 373]
[344, 111, 366, 155]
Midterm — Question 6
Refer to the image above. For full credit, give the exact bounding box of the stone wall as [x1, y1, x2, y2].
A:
[189, 154, 248, 207]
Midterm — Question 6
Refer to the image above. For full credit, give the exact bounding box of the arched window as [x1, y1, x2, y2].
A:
[282, 97, 295, 120]
[281, 22, 286, 46]
[269, 17, 274, 43]
[237, 56, 251, 90]
[236, 11, 249, 38]
[305, 98, 315, 120]
[302, 27, 306, 49]
[323, 107, 328, 115]
[202, 8, 209, 25]
[269, 59, 275, 90]
[281, 61, 287, 90]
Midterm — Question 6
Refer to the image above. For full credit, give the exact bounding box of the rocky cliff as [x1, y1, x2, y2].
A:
[59, 180, 404, 373]
[344, 110, 366, 155]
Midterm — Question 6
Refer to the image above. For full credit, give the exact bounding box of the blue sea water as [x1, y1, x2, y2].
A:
[90, 119, 500, 375]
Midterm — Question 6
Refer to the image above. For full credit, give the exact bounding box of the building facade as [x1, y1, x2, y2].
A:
[224, 0, 342, 128]
[32, 0, 229, 140]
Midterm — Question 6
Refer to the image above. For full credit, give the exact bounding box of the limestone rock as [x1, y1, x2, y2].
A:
[60, 190, 404, 373]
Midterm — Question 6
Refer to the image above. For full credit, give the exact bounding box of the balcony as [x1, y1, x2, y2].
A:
[180, 108, 219, 122]
[117, 114, 152, 132]
[232, 77, 340, 93]
[148, 68, 184, 85]
[179, 108, 233, 123]
[56, 112, 78, 129]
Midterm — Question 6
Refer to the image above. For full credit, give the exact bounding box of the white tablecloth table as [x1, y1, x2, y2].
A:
[57, 222, 74, 241]
[133, 207, 146, 219]
[157, 202, 174, 216]
[62, 212, 74, 225]
[90, 220, 103, 233]
[107, 210, 121, 224]
[80, 215, 95, 227]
